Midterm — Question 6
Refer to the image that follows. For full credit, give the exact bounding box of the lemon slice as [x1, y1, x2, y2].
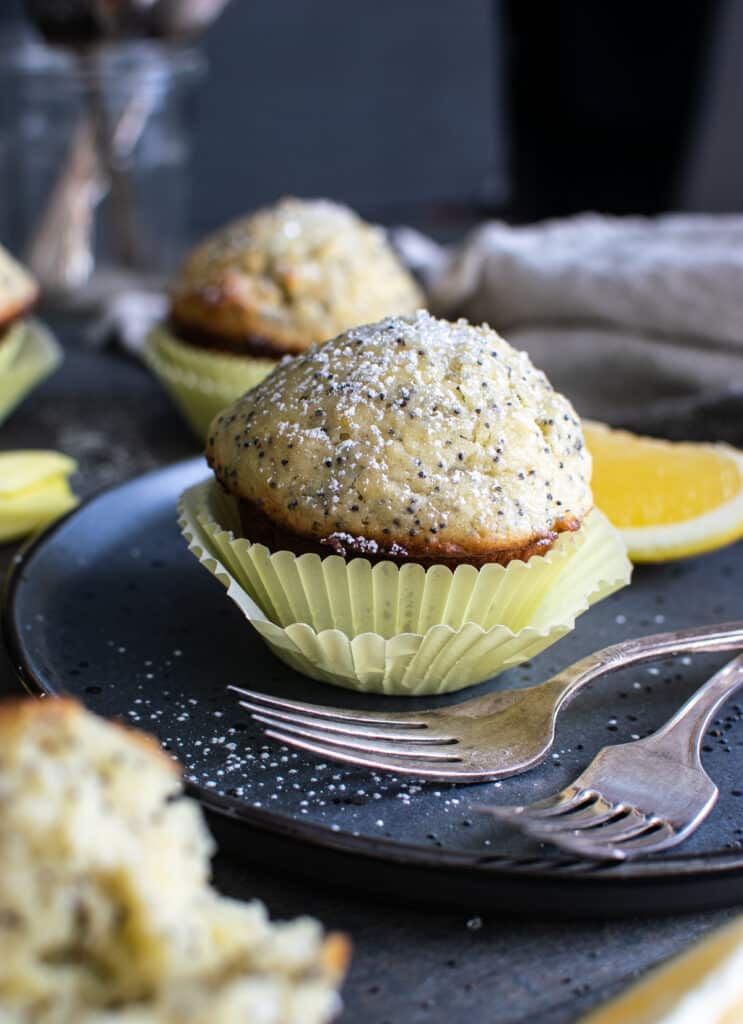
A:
[0, 450, 78, 544]
[0, 451, 77, 496]
[584, 421, 743, 562]
[578, 914, 743, 1023]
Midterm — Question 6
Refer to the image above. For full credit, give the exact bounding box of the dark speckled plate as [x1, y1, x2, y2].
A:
[4, 458, 743, 917]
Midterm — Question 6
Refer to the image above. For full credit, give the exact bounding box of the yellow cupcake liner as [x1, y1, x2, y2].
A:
[0, 320, 26, 372]
[0, 319, 63, 425]
[143, 325, 278, 440]
[178, 478, 632, 695]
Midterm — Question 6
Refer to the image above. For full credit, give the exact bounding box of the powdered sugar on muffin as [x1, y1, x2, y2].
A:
[207, 311, 592, 565]
[170, 198, 424, 356]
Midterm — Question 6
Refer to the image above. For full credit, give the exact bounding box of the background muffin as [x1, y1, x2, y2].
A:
[0, 244, 38, 340]
[0, 698, 348, 1023]
[147, 197, 424, 440]
[169, 197, 424, 357]
[206, 311, 592, 567]
[0, 245, 62, 426]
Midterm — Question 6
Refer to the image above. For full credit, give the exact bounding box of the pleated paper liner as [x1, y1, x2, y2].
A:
[0, 320, 26, 372]
[143, 325, 277, 440]
[0, 319, 63, 426]
[178, 479, 631, 695]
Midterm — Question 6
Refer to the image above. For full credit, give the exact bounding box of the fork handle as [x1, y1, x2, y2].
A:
[643, 654, 743, 766]
[546, 620, 743, 713]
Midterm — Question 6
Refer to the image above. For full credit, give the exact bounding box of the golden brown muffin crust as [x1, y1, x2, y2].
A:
[0, 697, 349, 1023]
[236, 495, 570, 567]
[170, 197, 424, 355]
[207, 312, 593, 566]
[167, 315, 306, 358]
[0, 695, 178, 772]
[0, 244, 38, 330]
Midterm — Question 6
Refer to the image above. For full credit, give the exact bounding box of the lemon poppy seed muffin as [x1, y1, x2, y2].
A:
[0, 699, 348, 1023]
[0, 244, 38, 338]
[206, 311, 592, 568]
[0, 245, 62, 425]
[170, 197, 424, 357]
[150, 198, 423, 439]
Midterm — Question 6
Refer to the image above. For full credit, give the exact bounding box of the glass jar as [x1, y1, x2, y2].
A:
[0, 29, 204, 308]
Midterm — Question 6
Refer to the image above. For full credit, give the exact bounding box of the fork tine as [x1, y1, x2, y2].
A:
[239, 701, 453, 743]
[604, 821, 677, 858]
[520, 809, 652, 846]
[482, 788, 582, 827]
[524, 797, 622, 832]
[517, 787, 590, 819]
[256, 717, 462, 761]
[533, 819, 675, 861]
[529, 829, 648, 861]
[523, 825, 647, 860]
[565, 809, 651, 842]
[264, 729, 469, 779]
[228, 685, 426, 727]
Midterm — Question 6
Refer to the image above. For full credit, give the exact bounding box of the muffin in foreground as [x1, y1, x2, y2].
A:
[145, 197, 424, 439]
[0, 244, 62, 424]
[207, 310, 593, 567]
[179, 313, 630, 695]
[0, 698, 348, 1023]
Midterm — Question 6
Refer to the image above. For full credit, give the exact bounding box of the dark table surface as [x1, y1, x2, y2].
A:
[1, 333, 740, 1024]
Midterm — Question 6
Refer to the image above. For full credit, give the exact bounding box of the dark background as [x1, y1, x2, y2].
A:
[2, 0, 742, 237]
[1, 6, 743, 1023]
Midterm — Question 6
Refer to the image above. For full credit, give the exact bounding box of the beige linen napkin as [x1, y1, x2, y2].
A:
[395, 213, 743, 431]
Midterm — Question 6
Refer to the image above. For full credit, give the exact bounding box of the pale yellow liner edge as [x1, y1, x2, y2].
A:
[143, 325, 277, 439]
[178, 479, 632, 695]
[0, 319, 63, 425]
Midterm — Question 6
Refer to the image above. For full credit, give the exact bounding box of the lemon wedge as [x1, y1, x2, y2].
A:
[0, 450, 78, 544]
[578, 914, 743, 1023]
[583, 421, 743, 562]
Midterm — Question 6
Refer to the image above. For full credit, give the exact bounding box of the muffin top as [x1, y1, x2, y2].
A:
[170, 197, 424, 356]
[0, 244, 38, 330]
[207, 311, 592, 565]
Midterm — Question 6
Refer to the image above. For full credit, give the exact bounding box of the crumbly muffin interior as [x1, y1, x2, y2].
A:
[207, 311, 592, 561]
[0, 699, 347, 1024]
[170, 198, 424, 354]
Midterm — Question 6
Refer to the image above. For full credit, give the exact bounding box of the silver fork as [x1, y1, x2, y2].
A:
[480, 653, 743, 860]
[229, 621, 743, 783]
